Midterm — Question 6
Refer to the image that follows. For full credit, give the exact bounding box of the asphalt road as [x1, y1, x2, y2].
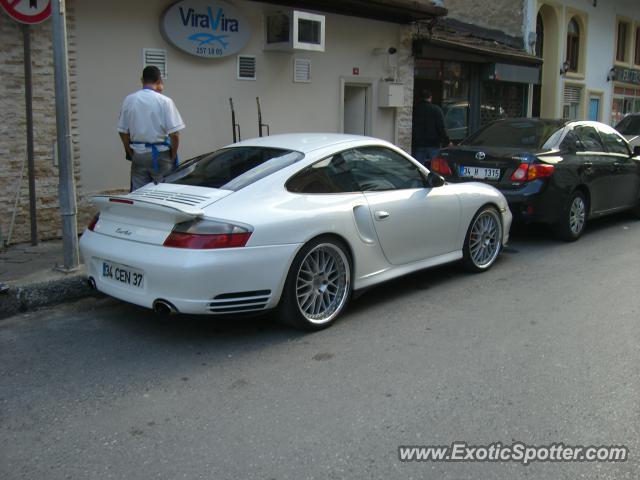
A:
[1, 214, 639, 480]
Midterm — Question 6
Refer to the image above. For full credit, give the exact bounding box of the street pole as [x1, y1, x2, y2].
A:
[22, 24, 38, 246]
[51, 0, 79, 271]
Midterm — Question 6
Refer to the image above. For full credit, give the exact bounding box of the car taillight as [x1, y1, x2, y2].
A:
[431, 156, 452, 176]
[510, 163, 555, 182]
[163, 219, 253, 249]
[88, 213, 100, 231]
[528, 164, 555, 180]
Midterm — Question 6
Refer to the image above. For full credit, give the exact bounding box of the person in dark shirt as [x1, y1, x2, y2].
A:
[412, 90, 450, 165]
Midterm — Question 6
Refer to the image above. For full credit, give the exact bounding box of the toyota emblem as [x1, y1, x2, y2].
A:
[475, 151, 486, 160]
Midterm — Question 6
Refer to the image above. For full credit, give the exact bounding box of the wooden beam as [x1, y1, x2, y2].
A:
[259, 0, 447, 23]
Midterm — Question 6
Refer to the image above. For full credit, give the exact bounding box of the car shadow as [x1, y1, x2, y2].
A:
[508, 210, 637, 245]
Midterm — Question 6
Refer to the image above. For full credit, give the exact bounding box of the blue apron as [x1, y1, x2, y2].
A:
[130, 138, 178, 172]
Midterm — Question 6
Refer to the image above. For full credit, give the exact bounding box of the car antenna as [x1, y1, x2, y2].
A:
[256, 97, 270, 137]
[229, 98, 241, 143]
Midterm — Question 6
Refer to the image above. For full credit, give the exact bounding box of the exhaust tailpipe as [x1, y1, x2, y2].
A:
[152, 299, 178, 315]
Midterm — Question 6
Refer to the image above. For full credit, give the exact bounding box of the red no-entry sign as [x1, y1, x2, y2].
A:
[0, 0, 51, 24]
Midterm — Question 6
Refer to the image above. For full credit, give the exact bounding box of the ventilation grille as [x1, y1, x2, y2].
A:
[208, 290, 272, 314]
[237, 55, 256, 80]
[128, 189, 210, 207]
[293, 58, 311, 83]
[143, 49, 167, 78]
[563, 85, 582, 104]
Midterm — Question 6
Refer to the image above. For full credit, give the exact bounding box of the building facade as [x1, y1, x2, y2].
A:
[530, 0, 640, 125]
[411, 0, 541, 147]
[1, 0, 441, 244]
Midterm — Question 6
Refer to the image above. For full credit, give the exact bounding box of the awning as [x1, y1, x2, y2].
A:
[259, 0, 448, 23]
[414, 18, 542, 66]
[419, 37, 543, 65]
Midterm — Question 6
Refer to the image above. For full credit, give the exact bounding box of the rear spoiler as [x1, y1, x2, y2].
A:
[91, 195, 204, 222]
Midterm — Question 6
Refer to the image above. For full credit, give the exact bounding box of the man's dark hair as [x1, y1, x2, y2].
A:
[142, 66, 162, 84]
[422, 89, 432, 100]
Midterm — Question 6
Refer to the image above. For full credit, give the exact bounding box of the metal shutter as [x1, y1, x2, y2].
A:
[237, 56, 256, 80]
[563, 85, 582, 104]
[293, 59, 311, 83]
[143, 49, 167, 79]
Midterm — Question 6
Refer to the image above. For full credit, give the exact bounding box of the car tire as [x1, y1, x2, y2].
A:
[462, 206, 503, 273]
[277, 237, 352, 331]
[555, 190, 587, 242]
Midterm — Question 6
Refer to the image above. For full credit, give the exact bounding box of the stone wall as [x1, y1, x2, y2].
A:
[443, 0, 525, 39]
[0, 2, 87, 246]
[396, 25, 415, 154]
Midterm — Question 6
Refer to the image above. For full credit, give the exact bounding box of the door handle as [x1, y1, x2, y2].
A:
[583, 161, 593, 168]
[613, 162, 622, 170]
[374, 211, 390, 220]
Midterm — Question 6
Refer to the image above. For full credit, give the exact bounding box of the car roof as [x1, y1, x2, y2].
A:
[226, 133, 386, 154]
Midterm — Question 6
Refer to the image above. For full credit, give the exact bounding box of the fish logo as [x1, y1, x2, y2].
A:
[188, 33, 229, 48]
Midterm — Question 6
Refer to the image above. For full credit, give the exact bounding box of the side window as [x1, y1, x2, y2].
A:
[344, 147, 426, 191]
[598, 129, 630, 156]
[560, 131, 582, 152]
[573, 126, 605, 152]
[286, 153, 359, 193]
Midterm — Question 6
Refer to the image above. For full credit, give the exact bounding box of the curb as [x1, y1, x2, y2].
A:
[0, 270, 98, 320]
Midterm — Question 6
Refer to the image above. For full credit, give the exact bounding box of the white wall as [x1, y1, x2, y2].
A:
[75, 0, 402, 193]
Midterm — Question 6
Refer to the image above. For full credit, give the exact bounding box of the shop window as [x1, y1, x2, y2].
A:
[616, 20, 630, 63]
[566, 18, 580, 72]
[480, 82, 526, 126]
[611, 87, 640, 126]
[635, 26, 640, 66]
[563, 85, 583, 120]
[441, 62, 470, 142]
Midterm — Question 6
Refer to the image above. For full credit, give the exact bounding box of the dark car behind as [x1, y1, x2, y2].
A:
[430, 118, 640, 241]
[615, 113, 640, 148]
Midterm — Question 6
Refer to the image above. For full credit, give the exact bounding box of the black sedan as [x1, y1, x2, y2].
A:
[430, 119, 640, 241]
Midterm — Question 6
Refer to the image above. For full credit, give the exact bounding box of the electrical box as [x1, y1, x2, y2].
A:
[378, 82, 404, 107]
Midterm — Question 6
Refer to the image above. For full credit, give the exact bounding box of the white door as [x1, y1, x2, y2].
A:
[344, 85, 368, 135]
[342, 147, 461, 265]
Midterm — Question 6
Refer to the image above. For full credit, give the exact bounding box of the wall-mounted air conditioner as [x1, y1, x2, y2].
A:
[264, 10, 325, 52]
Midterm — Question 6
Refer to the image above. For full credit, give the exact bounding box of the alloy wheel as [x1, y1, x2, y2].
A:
[295, 243, 350, 325]
[468, 210, 502, 268]
[569, 196, 586, 235]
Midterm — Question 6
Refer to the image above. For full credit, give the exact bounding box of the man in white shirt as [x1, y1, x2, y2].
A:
[117, 66, 185, 191]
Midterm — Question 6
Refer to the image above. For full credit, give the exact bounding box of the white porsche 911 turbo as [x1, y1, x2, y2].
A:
[80, 134, 512, 330]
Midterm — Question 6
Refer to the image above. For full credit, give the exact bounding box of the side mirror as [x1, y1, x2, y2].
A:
[633, 145, 640, 157]
[427, 171, 445, 188]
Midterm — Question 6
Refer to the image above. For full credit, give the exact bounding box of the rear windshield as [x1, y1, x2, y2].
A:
[462, 120, 562, 150]
[615, 115, 640, 135]
[164, 147, 304, 191]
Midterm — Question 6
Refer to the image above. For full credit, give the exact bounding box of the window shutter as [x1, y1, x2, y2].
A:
[237, 55, 256, 80]
[293, 58, 311, 83]
[143, 49, 167, 78]
[563, 85, 582, 104]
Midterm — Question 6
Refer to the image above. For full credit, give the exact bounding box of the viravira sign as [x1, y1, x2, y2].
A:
[161, 0, 250, 58]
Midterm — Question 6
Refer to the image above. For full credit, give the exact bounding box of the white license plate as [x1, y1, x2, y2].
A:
[460, 166, 501, 180]
[101, 260, 144, 289]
